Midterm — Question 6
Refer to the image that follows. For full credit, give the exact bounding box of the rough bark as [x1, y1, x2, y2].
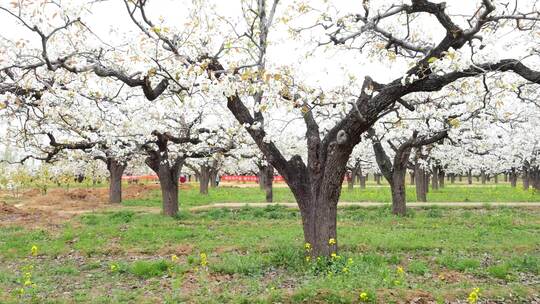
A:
[370, 130, 446, 215]
[523, 163, 530, 190]
[415, 167, 427, 202]
[438, 168, 445, 188]
[199, 165, 211, 195]
[144, 132, 186, 217]
[510, 168, 517, 188]
[106, 158, 127, 204]
[359, 167, 367, 189]
[410, 171, 415, 185]
[263, 165, 274, 202]
[347, 172, 354, 191]
[532, 166, 540, 191]
[431, 165, 439, 190]
[425, 173, 430, 193]
[414, 150, 427, 202]
[467, 169, 473, 185]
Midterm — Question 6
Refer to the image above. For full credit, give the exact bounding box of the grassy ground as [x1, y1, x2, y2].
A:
[123, 184, 540, 208]
[1, 206, 539, 303]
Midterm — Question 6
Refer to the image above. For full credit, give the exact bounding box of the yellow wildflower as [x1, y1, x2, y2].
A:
[31, 245, 38, 256]
[467, 288, 480, 304]
[110, 264, 118, 272]
[359, 292, 369, 302]
[304, 243, 311, 251]
[342, 267, 349, 273]
[24, 279, 32, 286]
[18, 288, 25, 295]
[347, 257, 354, 264]
[171, 254, 179, 262]
[200, 252, 208, 267]
[305, 256, 311, 262]
[331, 252, 338, 259]
[396, 266, 405, 275]
[328, 238, 336, 245]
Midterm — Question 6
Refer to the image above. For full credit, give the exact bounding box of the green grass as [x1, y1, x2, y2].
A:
[1, 206, 539, 303]
[123, 184, 540, 207]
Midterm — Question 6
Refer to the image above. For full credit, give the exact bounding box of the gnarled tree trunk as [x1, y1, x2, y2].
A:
[438, 168, 445, 188]
[523, 163, 530, 190]
[157, 163, 180, 216]
[431, 165, 439, 190]
[106, 158, 127, 204]
[199, 165, 211, 195]
[531, 166, 540, 191]
[415, 167, 427, 202]
[510, 168, 517, 188]
[390, 169, 407, 215]
[347, 171, 354, 191]
[145, 137, 183, 217]
[262, 165, 274, 202]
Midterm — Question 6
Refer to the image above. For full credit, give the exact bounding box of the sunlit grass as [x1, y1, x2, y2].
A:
[1, 206, 539, 303]
[123, 184, 540, 207]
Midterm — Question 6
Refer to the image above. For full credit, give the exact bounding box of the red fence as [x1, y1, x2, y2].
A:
[121, 174, 286, 183]
[221, 175, 285, 182]
[122, 175, 159, 181]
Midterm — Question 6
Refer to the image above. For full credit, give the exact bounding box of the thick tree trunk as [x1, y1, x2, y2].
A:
[300, 198, 338, 257]
[199, 165, 211, 195]
[523, 164, 530, 190]
[390, 169, 407, 216]
[438, 169, 445, 188]
[210, 170, 218, 189]
[358, 167, 366, 189]
[458, 174, 462, 182]
[258, 167, 265, 190]
[106, 158, 126, 204]
[415, 167, 427, 202]
[158, 169, 179, 217]
[467, 169, 473, 185]
[264, 166, 274, 202]
[510, 168, 517, 188]
[152, 160, 182, 217]
[450, 173, 456, 184]
[146, 151, 182, 217]
[425, 173, 430, 193]
[494, 174, 498, 184]
[347, 172, 354, 191]
[431, 165, 439, 190]
[532, 166, 540, 191]
[481, 170, 487, 184]
[410, 171, 415, 185]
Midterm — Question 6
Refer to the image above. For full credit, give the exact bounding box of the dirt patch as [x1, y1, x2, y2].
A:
[0, 201, 66, 228]
[0, 184, 161, 226]
[157, 244, 194, 256]
[435, 270, 467, 283]
[0, 201, 21, 214]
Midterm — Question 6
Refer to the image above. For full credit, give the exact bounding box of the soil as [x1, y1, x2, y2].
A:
[0, 184, 160, 227]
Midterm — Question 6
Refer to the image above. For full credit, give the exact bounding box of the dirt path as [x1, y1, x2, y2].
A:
[189, 201, 540, 211]
[56, 201, 540, 214]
